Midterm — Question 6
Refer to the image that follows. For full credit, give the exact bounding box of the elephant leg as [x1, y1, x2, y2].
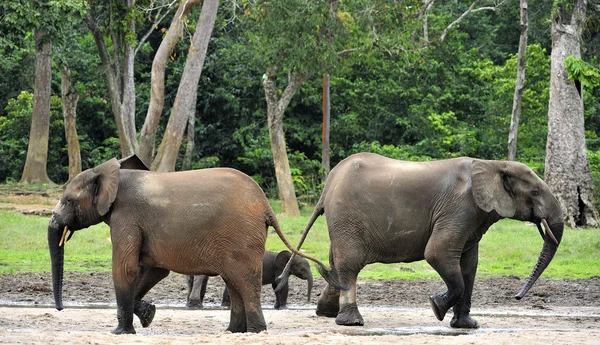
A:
[450, 244, 479, 329]
[221, 285, 231, 307]
[111, 251, 140, 334]
[223, 281, 246, 333]
[334, 270, 363, 326]
[272, 281, 288, 309]
[316, 283, 340, 317]
[133, 267, 169, 327]
[187, 275, 208, 309]
[424, 227, 466, 322]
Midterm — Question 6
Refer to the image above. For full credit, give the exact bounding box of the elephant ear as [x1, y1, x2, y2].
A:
[471, 160, 516, 218]
[275, 250, 292, 269]
[119, 154, 149, 171]
[92, 158, 120, 216]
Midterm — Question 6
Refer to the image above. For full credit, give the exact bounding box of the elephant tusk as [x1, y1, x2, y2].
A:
[535, 223, 545, 241]
[59, 225, 68, 247]
[542, 218, 559, 245]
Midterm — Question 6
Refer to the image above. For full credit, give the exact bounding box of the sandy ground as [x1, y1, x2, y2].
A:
[1, 272, 599, 344]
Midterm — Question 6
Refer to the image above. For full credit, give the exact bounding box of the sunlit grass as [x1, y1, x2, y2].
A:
[1, 205, 599, 280]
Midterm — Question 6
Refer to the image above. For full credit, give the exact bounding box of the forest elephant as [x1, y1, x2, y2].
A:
[279, 152, 563, 329]
[187, 250, 313, 309]
[47, 155, 328, 334]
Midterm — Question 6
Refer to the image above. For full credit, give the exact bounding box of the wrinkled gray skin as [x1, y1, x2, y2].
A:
[47, 155, 315, 334]
[288, 153, 563, 329]
[187, 250, 313, 309]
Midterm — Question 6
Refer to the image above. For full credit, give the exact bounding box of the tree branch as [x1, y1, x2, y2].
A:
[439, 0, 506, 42]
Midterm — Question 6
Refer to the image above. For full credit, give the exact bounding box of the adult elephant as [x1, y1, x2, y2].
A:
[281, 153, 563, 328]
[47, 155, 327, 334]
[187, 250, 313, 309]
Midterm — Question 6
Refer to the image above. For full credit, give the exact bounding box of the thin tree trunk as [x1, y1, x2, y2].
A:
[85, 1, 136, 157]
[507, 0, 528, 161]
[182, 92, 198, 171]
[152, 0, 219, 172]
[321, 74, 331, 174]
[139, 0, 202, 166]
[263, 66, 307, 217]
[20, 30, 53, 184]
[545, 0, 599, 227]
[60, 66, 82, 181]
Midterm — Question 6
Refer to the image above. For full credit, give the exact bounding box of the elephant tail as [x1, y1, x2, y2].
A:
[268, 202, 347, 291]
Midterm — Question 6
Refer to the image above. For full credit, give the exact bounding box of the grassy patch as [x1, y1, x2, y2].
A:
[1, 207, 599, 280]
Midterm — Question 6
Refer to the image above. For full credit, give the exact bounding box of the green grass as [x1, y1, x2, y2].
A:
[1, 206, 599, 280]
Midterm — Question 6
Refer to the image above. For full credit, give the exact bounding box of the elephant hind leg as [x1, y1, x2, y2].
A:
[334, 271, 363, 326]
[134, 267, 170, 328]
[223, 281, 246, 333]
[316, 283, 340, 317]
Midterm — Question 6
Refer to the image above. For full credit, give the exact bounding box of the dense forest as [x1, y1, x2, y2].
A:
[1, 1, 599, 224]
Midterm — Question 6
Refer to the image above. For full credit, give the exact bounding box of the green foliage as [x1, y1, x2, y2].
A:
[565, 55, 600, 89]
[587, 149, 600, 214]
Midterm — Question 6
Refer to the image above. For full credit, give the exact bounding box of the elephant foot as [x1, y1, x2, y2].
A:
[135, 301, 156, 328]
[335, 304, 364, 326]
[112, 325, 136, 335]
[186, 300, 203, 309]
[221, 300, 231, 308]
[274, 304, 288, 310]
[450, 314, 479, 329]
[316, 296, 339, 318]
[429, 294, 450, 321]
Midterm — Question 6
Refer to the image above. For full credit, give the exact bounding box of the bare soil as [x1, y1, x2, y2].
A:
[1, 272, 599, 344]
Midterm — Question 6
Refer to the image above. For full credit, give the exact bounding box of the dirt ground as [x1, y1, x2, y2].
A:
[1, 272, 599, 344]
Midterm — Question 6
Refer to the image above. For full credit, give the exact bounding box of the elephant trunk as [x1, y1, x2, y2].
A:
[306, 273, 313, 303]
[515, 220, 563, 300]
[48, 222, 65, 310]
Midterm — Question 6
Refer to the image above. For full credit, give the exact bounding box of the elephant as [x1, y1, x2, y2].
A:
[279, 152, 563, 329]
[187, 250, 313, 309]
[47, 155, 328, 334]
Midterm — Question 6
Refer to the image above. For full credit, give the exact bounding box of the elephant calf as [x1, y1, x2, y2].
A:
[187, 250, 313, 309]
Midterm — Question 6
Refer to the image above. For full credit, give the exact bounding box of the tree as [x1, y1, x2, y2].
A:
[545, 0, 599, 227]
[152, 0, 219, 172]
[20, 29, 53, 184]
[507, 0, 528, 161]
[60, 65, 82, 181]
[139, 0, 203, 166]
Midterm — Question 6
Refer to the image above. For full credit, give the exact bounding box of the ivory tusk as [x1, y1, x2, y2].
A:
[542, 218, 559, 245]
[59, 225, 68, 247]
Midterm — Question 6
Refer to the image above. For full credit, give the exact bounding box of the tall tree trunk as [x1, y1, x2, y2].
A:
[263, 66, 307, 217]
[545, 0, 599, 227]
[152, 0, 219, 172]
[20, 30, 53, 184]
[60, 66, 82, 181]
[507, 0, 528, 161]
[321, 74, 331, 174]
[85, 1, 137, 157]
[139, 0, 202, 166]
[182, 92, 198, 171]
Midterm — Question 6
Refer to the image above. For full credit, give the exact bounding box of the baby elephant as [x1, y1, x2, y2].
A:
[187, 250, 313, 309]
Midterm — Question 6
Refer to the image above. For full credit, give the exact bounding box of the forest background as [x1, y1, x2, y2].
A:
[1, 0, 600, 222]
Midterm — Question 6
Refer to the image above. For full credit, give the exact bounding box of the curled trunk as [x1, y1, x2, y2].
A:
[48, 225, 65, 310]
[515, 221, 564, 299]
[306, 274, 313, 302]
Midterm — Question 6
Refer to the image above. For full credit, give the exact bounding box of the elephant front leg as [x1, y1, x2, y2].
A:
[134, 267, 170, 327]
[272, 282, 289, 309]
[186, 275, 208, 309]
[450, 244, 479, 329]
[112, 263, 139, 334]
[425, 230, 466, 322]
